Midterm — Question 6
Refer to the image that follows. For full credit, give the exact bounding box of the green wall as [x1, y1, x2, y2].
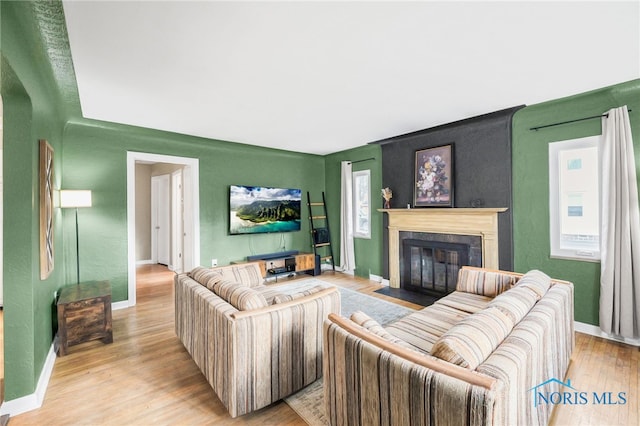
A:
[1, 2, 70, 400]
[324, 144, 383, 279]
[512, 79, 640, 325]
[62, 119, 325, 302]
[1, 0, 325, 402]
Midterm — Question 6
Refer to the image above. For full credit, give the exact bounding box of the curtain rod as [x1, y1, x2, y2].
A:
[349, 157, 375, 164]
[530, 108, 632, 131]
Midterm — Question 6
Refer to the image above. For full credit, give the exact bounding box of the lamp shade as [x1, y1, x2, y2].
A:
[60, 190, 92, 208]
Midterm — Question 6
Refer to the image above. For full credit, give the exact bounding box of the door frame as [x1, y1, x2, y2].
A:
[126, 152, 200, 307]
[171, 169, 184, 273]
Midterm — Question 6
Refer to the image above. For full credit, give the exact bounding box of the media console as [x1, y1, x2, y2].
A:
[241, 251, 318, 279]
[247, 250, 299, 262]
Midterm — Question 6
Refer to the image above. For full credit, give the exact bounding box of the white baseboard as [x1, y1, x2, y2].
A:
[0, 343, 56, 417]
[369, 273, 389, 286]
[135, 259, 155, 265]
[574, 321, 640, 347]
[112, 300, 131, 311]
[0, 300, 132, 417]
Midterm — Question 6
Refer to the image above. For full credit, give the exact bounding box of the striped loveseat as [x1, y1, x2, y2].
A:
[323, 266, 574, 426]
[175, 263, 340, 417]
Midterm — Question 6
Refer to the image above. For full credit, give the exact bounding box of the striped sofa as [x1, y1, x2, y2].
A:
[175, 263, 340, 417]
[323, 266, 574, 426]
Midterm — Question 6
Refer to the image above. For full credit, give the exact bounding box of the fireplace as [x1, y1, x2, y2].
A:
[400, 232, 482, 297]
[381, 208, 507, 288]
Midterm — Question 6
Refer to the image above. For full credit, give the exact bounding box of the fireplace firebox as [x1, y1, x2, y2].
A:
[402, 239, 468, 296]
[399, 230, 482, 297]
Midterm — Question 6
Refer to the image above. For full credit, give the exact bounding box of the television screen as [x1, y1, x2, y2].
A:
[229, 185, 302, 235]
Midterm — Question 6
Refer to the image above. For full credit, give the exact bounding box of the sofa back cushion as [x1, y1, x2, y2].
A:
[213, 280, 269, 310]
[431, 306, 514, 370]
[191, 263, 264, 288]
[187, 266, 221, 290]
[515, 269, 551, 299]
[189, 266, 224, 290]
[224, 263, 264, 288]
[456, 267, 518, 297]
[488, 285, 538, 323]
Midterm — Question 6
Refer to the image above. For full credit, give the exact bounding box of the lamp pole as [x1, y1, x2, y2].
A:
[75, 207, 80, 284]
[60, 190, 92, 285]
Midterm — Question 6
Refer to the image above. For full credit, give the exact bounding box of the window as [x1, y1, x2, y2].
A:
[549, 135, 600, 261]
[352, 170, 371, 239]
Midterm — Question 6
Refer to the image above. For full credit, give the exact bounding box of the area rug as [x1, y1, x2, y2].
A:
[267, 279, 416, 325]
[283, 283, 416, 426]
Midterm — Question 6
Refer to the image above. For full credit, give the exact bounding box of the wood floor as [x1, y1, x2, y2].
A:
[8, 265, 640, 425]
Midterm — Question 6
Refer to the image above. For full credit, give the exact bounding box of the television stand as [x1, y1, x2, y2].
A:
[239, 251, 318, 280]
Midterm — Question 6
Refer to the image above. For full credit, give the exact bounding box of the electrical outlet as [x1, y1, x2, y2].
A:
[211, 258, 218, 267]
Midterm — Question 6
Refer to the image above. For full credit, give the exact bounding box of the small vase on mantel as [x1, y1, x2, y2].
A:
[381, 187, 393, 209]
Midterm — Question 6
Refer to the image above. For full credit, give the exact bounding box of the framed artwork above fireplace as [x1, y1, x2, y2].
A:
[414, 144, 454, 207]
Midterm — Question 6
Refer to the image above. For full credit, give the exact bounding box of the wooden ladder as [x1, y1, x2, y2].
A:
[306, 192, 335, 272]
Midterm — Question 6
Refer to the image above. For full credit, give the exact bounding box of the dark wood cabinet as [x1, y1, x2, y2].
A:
[294, 254, 316, 272]
[56, 281, 113, 356]
[234, 252, 317, 279]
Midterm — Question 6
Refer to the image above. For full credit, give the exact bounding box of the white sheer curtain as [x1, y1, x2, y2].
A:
[599, 106, 640, 339]
[340, 161, 356, 273]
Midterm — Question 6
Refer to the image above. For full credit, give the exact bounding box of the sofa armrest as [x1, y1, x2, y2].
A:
[231, 286, 339, 319]
[323, 315, 502, 426]
[327, 313, 497, 390]
[224, 285, 340, 417]
[477, 282, 574, 426]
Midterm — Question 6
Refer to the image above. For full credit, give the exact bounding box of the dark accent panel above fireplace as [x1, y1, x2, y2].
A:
[372, 106, 524, 275]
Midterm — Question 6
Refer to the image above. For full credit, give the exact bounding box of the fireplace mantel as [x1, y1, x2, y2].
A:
[380, 208, 507, 288]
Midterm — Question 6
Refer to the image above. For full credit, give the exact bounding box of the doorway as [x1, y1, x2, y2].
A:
[151, 174, 171, 266]
[126, 152, 200, 307]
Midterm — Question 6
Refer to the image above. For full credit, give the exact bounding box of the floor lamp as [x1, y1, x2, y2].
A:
[60, 190, 92, 285]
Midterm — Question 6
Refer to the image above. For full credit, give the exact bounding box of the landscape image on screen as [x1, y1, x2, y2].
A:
[229, 185, 302, 235]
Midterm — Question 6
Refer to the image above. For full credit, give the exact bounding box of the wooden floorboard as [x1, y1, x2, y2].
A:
[9, 265, 640, 425]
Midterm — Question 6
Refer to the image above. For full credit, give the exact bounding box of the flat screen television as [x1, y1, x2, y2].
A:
[229, 185, 302, 235]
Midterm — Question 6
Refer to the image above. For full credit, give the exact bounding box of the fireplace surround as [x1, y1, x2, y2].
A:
[381, 208, 507, 288]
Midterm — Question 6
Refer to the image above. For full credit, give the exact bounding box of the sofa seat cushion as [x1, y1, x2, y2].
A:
[456, 267, 518, 297]
[272, 285, 326, 303]
[386, 303, 471, 354]
[213, 280, 269, 310]
[349, 311, 420, 351]
[515, 269, 551, 299]
[256, 280, 334, 305]
[431, 306, 515, 370]
[488, 285, 538, 323]
[435, 291, 493, 314]
[254, 285, 284, 305]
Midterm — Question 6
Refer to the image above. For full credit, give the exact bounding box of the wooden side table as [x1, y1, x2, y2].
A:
[56, 280, 113, 356]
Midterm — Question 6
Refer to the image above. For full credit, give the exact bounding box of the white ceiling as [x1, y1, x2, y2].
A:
[62, 1, 639, 155]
